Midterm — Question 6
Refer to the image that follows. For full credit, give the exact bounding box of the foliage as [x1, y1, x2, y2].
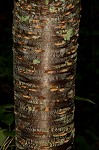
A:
[0, 97, 98, 149]
[74, 96, 96, 105]
[0, 104, 15, 149]
[74, 97, 99, 150]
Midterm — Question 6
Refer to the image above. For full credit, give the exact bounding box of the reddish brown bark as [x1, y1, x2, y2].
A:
[13, 0, 81, 149]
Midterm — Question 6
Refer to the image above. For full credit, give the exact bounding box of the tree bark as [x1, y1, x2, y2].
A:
[13, 0, 81, 149]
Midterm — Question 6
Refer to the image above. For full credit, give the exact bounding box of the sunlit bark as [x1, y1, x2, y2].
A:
[13, 0, 81, 149]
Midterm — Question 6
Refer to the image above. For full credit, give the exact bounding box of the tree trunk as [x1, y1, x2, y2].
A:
[13, 0, 81, 149]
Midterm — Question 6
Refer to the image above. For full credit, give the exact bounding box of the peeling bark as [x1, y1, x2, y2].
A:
[13, 0, 81, 149]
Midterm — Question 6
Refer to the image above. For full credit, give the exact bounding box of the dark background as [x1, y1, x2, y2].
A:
[0, 0, 99, 149]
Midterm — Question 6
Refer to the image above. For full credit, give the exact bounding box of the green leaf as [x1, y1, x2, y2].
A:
[85, 130, 99, 142]
[3, 104, 14, 109]
[1, 113, 14, 126]
[0, 106, 6, 115]
[4, 131, 15, 138]
[0, 104, 14, 117]
[0, 129, 7, 146]
[75, 96, 96, 105]
[0, 113, 6, 122]
[75, 135, 91, 150]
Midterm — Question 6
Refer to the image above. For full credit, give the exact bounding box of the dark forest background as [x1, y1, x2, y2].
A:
[0, 0, 99, 149]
